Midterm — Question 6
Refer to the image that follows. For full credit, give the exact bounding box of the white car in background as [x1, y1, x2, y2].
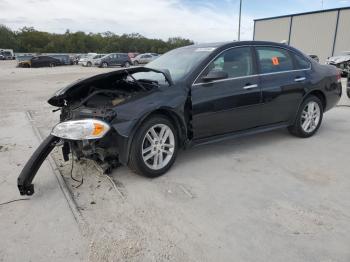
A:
[78, 53, 98, 67]
[132, 53, 159, 66]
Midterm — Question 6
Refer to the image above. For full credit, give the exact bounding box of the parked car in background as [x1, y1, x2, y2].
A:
[69, 55, 80, 65]
[0, 49, 15, 60]
[132, 53, 159, 65]
[309, 54, 319, 62]
[80, 54, 106, 67]
[18, 41, 342, 195]
[94, 53, 132, 68]
[0, 54, 4, 60]
[78, 53, 97, 66]
[17, 56, 62, 68]
[16, 55, 34, 63]
[128, 52, 140, 59]
[50, 54, 71, 65]
[326, 51, 350, 76]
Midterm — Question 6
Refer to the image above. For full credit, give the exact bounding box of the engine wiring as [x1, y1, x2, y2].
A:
[70, 152, 84, 188]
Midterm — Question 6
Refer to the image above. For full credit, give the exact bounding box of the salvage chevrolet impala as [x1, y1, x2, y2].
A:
[18, 41, 342, 195]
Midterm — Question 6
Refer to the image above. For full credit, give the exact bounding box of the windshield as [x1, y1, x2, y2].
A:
[145, 46, 215, 83]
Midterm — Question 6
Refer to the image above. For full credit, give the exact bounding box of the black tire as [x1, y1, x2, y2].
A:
[288, 95, 323, 138]
[124, 61, 131, 68]
[128, 115, 178, 178]
[102, 62, 108, 68]
[134, 61, 139, 66]
[87, 61, 92, 67]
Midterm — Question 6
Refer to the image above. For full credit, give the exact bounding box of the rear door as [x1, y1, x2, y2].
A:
[255, 46, 310, 125]
[191, 46, 261, 139]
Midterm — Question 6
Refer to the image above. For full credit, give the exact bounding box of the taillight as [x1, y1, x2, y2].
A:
[336, 70, 341, 83]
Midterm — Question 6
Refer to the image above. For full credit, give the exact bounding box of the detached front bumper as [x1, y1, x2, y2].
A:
[17, 119, 115, 195]
[17, 135, 60, 195]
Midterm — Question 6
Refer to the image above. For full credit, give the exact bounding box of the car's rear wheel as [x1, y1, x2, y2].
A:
[102, 62, 108, 68]
[128, 116, 178, 178]
[87, 61, 92, 67]
[288, 95, 323, 138]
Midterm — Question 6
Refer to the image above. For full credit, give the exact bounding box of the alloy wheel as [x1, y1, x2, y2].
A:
[300, 101, 321, 133]
[141, 124, 175, 170]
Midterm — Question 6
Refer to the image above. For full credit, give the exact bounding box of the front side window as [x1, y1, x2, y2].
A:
[202, 47, 254, 79]
[256, 47, 293, 74]
[293, 54, 311, 70]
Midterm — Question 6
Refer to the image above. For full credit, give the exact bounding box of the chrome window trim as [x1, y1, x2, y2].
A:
[191, 44, 312, 87]
[192, 68, 311, 87]
[192, 45, 252, 86]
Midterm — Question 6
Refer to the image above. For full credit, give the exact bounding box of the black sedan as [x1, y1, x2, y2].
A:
[18, 41, 342, 195]
[18, 55, 62, 68]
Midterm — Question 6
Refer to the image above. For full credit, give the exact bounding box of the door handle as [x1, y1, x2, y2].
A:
[243, 84, 258, 90]
[294, 77, 306, 82]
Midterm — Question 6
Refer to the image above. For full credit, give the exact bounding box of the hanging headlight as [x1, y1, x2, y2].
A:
[51, 119, 110, 140]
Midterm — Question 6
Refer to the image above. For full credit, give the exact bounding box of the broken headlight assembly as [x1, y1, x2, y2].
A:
[51, 119, 110, 140]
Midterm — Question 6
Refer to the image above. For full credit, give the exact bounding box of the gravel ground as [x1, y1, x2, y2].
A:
[1, 60, 350, 262]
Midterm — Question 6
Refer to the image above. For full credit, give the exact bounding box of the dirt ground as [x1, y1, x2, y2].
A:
[1, 60, 350, 262]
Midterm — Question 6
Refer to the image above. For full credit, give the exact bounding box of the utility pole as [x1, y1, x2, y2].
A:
[321, 0, 324, 8]
[238, 0, 242, 41]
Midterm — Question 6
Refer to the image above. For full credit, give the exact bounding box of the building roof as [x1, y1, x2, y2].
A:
[254, 6, 350, 22]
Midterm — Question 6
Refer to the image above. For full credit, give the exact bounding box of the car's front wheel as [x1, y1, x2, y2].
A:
[128, 115, 178, 178]
[102, 62, 108, 68]
[288, 95, 323, 138]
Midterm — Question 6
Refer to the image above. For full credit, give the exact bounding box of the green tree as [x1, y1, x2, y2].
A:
[0, 24, 194, 54]
[0, 25, 17, 49]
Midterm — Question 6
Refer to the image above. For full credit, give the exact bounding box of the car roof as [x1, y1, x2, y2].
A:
[184, 41, 297, 49]
[178, 41, 305, 56]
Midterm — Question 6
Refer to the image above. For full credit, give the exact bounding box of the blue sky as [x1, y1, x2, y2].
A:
[183, 0, 350, 18]
[0, 0, 349, 42]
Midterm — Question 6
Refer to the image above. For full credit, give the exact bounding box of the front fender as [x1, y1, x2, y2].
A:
[111, 106, 188, 165]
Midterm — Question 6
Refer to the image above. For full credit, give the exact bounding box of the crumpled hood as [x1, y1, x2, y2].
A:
[327, 55, 350, 64]
[48, 67, 173, 107]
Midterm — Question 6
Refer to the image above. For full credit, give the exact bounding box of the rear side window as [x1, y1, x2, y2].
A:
[256, 47, 293, 74]
[293, 54, 311, 70]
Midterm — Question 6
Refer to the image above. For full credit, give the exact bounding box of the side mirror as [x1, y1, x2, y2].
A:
[202, 70, 228, 82]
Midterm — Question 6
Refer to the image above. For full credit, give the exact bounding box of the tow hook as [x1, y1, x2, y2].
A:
[17, 135, 60, 196]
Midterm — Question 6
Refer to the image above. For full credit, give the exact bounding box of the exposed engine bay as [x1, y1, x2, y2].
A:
[58, 69, 168, 172]
[18, 67, 173, 195]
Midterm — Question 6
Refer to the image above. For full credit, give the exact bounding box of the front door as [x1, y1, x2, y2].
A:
[191, 46, 262, 139]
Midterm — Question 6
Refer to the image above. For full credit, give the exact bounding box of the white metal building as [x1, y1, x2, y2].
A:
[253, 7, 350, 63]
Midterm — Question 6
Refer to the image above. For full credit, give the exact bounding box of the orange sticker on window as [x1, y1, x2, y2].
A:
[272, 57, 279, 65]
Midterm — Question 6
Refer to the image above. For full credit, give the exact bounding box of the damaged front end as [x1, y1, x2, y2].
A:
[327, 56, 350, 76]
[18, 67, 172, 195]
